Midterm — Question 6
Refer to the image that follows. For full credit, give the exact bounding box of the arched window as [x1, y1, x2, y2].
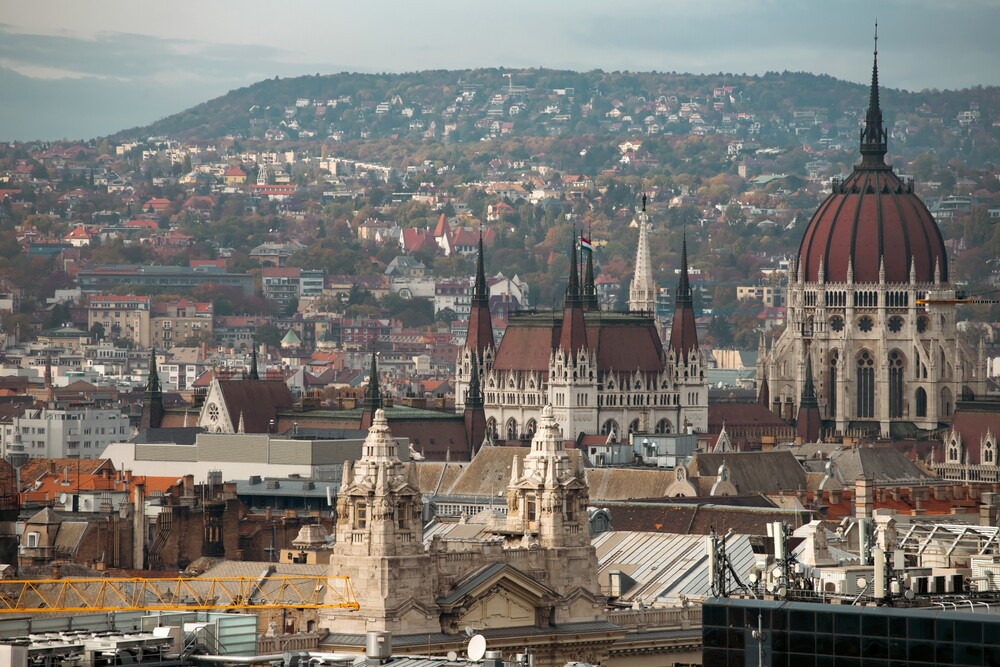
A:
[655, 418, 672, 434]
[983, 437, 995, 465]
[947, 436, 960, 463]
[524, 419, 537, 437]
[915, 387, 927, 418]
[628, 419, 640, 434]
[941, 387, 953, 418]
[856, 350, 875, 419]
[505, 418, 518, 440]
[828, 350, 839, 419]
[601, 419, 619, 437]
[486, 417, 498, 439]
[888, 350, 905, 419]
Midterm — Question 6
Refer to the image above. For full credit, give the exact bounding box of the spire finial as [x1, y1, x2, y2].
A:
[860, 22, 888, 167]
[642, 192, 647, 212]
[472, 230, 488, 307]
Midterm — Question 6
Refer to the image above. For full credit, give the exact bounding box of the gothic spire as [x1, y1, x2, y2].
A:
[139, 347, 164, 431]
[464, 231, 495, 356]
[364, 349, 382, 411]
[565, 231, 581, 305]
[360, 348, 383, 429]
[860, 23, 888, 167]
[668, 231, 699, 359]
[472, 232, 489, 308]
[559, 233, 587, 357]
[249, 339, 260, 380]
[796, 346, 821, 443]
[628, 200, 656, 313]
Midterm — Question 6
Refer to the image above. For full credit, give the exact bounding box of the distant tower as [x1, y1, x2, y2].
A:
[138, 348, 164, 431]
[668, 231, 708, 433]
[628, 196, 657, 313]
[668, 232, 698, 360]
[455, 234, 495, 413]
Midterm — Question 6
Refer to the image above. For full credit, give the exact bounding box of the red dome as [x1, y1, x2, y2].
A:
[797, 45, 947, 286]
[797, 165, 947, 284]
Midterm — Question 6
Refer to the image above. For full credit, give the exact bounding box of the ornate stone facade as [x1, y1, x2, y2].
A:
[759, 47, 986, 438]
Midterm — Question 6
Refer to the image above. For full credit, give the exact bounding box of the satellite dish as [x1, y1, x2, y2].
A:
[856, 577, 868, 589]
[464, 625, 475, 638]
[467, 634, 487, 661]
[904, 589, 915, 601]
[59, 493, 68, 504]
[447, 651, 458, 661]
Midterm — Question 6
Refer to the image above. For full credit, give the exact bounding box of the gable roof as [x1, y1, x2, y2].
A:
[217, 380, 294, 434]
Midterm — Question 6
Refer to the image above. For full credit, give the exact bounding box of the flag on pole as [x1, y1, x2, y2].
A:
[580, 235, 593, 253]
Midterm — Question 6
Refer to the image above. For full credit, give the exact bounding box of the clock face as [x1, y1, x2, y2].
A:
[207, 402, 220, 422]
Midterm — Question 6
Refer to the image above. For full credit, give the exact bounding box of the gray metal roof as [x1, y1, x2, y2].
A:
[594, 530, 756, 603]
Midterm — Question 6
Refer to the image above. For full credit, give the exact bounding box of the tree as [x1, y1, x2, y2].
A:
[436, 307, 457, 324]
[256, 323, 282, 348]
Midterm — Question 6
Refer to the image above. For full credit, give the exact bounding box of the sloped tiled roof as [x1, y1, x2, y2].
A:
[692, 451, 806, 495]
[585, 468, 674, 501]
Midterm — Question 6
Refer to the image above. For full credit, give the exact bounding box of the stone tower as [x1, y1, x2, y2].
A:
[628, 197, 657, 313]
[323, 409, 438, 634]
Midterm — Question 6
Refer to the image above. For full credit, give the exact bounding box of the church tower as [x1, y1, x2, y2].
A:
[628, 195, 657, 313]
[668, 232, 708, 433]
[138, 348, 164, 431]
[324, 408, 437, 634]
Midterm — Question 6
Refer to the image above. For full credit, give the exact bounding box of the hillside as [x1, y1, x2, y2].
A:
[112, 68, 1000, 167]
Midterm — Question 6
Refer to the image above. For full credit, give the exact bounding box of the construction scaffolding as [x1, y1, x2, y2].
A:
[0, 575, 358, 614]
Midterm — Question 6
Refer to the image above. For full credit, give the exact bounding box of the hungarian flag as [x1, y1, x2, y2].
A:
[580, 235, 593, 252]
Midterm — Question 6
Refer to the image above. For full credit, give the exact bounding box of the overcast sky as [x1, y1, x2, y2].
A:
[1, 0, 997, 141]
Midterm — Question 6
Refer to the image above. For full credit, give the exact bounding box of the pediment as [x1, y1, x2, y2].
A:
[437, 562, 557, 613]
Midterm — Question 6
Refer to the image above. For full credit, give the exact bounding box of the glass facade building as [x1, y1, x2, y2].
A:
[704, 597, 1000, 667]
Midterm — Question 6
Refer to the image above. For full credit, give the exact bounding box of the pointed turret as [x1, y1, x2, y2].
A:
[668, 232, 699, 360]
[796, 348, 821, 443]
[558, 235, 587, 358]
[860, 24, 888, 168]
[465, 232, 495, 357]
[139, 348, 164, 431]
[628, 198, 657, 313]
[360, 350, 383, 429]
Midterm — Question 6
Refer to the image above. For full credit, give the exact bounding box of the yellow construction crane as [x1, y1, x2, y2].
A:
[0, 575, 359, 614]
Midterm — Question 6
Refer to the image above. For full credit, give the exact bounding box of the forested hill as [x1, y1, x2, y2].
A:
[112, 68, 999, 157]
